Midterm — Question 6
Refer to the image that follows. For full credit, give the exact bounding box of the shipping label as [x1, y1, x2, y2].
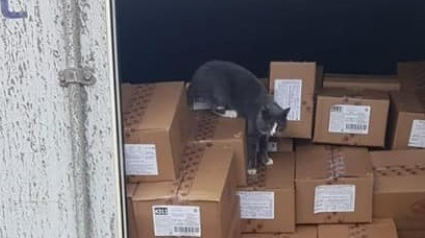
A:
[274, 79, 302, 121]
[314, 185, 356, 213]
[237, 191, 275, 219]
[152, 205, 201, 237]
[124, 144, 158, 176]
[408, 120, 425, 148]
[328, 105, 371, 134]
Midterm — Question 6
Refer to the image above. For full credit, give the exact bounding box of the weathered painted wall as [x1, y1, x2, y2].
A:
[79, 0, 122, 237]
[0, 0, 120, 237]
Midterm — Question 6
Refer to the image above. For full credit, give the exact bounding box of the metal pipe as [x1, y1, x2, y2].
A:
[62, 0, 90, 237]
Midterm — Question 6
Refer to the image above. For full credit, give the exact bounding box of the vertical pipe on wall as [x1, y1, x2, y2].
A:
[62, 0, 90, 237]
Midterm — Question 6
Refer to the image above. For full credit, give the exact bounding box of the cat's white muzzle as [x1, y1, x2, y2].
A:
[270, 122, 278, 136]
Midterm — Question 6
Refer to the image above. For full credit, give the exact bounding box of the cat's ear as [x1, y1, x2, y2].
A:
[281, 107, 291, 117]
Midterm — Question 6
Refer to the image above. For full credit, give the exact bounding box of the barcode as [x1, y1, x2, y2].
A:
[345, 124, 367, 131]
[331, 106, 342, 112]
[174, 226, 200, 234]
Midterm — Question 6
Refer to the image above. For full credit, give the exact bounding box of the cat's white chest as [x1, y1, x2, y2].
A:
[270, 122, 278, 136]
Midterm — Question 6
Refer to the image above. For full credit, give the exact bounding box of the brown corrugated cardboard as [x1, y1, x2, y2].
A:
[126, 183, 138, 238]
[122, 82, 193, 183]
[323, 73, 400, 91]
[397, 61, 425, 92]
[269, 62, 317, 139]
[398, 229, 425, 238]
[388, 92, 425, 149]
[241, 226, 318, 238]
[121, 83, 135, 113]
[296, 145, 374, 224]
[294, 139, 315, 149]
[189, 111, 247, 186]
[313, 89, 390, 147]
[228, 210, 242, 238]
[239, 153, 295, 233]
[132, 143, 239, 238]
[268, 137, 294, 152]
[371, 149, 425, 230]
[318, 219, 398, 238]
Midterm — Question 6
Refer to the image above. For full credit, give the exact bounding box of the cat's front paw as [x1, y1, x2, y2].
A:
[223, 110, 238, 118]
[247, 168, 257, 176]
[265, 157, 274, 166]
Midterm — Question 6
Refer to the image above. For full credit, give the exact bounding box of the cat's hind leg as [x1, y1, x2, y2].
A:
[247, 135, 260, 176]
[259, 135, 273, 166]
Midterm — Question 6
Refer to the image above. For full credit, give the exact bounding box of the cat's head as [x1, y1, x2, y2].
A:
[257, 96, 290, 136]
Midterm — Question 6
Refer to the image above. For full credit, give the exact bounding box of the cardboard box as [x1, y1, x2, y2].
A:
[296, 145, 374, 224]
[313, 89, 390, 147]
[132, 143, 239, 238]
[398, 229, 425, 238]
[126, 183, 138, 238]
[268, 137, 294, 152]
[122, 82, 193, 183]
[323, 73, 400, 91]
[121, 83, 135, 112]
[228, 211, 242, 238]
[269, 62, 317, 139]
[241, 226, 318, 238]
[318, 219, 398, 238]
[371, 149, 425, 230]
[294, 139, 315, 149]
[388, 92, 425, 149]
[239, 152, 295, 233]
[189, 111, 248, 186]
[397, 61, 425, 92]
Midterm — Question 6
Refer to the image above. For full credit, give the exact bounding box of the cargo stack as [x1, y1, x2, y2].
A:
[122, 60, 425, 238]
[122, 82, 242, 238]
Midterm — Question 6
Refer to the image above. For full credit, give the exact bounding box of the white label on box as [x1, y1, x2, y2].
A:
[267, 142, 278, 152]
[274, 79, 302, 121]
[328, 105, 371, 134]
[124, 144, 158, 176]
[237, 191, 275, 219]
[408, 120, 425, 148]
[192, 97, 211, 110]
[314, 185, 356, 213]
[152, 205, 201, 237]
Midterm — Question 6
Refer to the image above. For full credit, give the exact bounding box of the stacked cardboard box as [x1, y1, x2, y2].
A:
[323, 73, 401, 92]
[122, 82, 193, 183]
[122, 82, 242, 238]
[318, 219, 398, 238]
[388, 92, 425, 150]
[371, 149, 425, 236]
[295, 145, 373, 224]
[239, 152, 295, 234]
[132, 143, 239, 238]
[313, 89, 390, 147]
[122, 60, 425, 237]
[188, 111, 248, 186]
[269, 62, 318, 139]
[262, 61, 421, 237]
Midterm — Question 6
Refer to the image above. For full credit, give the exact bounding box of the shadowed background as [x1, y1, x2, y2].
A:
[116, 0, 425, 83]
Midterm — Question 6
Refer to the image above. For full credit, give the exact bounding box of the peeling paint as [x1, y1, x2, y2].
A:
[1, 0, 120, 237]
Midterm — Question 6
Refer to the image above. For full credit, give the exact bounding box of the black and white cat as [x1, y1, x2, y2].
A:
[187, 60, 290, 175]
